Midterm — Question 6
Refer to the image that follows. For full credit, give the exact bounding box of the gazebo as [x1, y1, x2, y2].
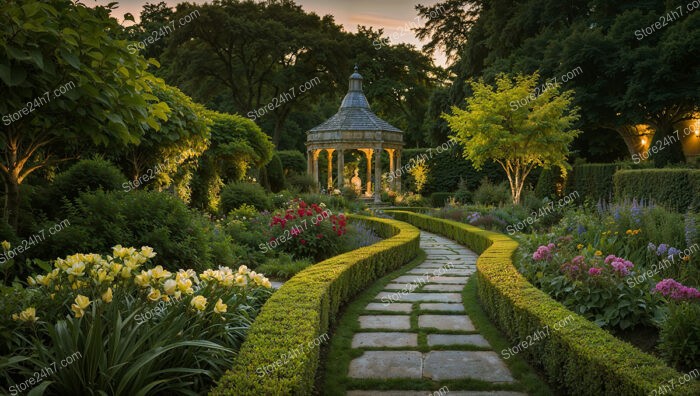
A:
[306, 66, 405, 202]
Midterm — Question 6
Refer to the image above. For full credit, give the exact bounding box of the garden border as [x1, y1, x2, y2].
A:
[210, 215, 420, 395]
[388, 210, 700, 396]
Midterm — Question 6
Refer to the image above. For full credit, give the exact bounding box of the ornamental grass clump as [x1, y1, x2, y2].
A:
[2, 245, 272, 395]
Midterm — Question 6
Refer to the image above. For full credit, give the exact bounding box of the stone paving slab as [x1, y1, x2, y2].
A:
[348, 351, 423, 379]
[419, 315, 475, 331]
[427, 276, 468, 284]
[375, 292, 462, 303]
[359, 315, 411, 330]
[420, 303, 465, 311]
[384, 283, 412, 290]
[348, 391, 527, 396]
[427, 334, 490, 347]
[422, 284, 465, 292]
[423, 351, 515, 382]
[407, 269, 474, 276]
[352, 332, 418, 348]
[365, 302, 413, 312]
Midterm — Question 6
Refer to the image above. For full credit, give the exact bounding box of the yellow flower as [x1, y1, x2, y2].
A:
[576, 244, 583, 250]
[12, 307, 38, 323]
[134, 272, 151, 288]
[237, 265, 249, 275]
[191, 295, 207, 311]
[683, 255, 690, 262]
[626, 229, 632, 235]
[1, 240, 10, 251]
[66, 262, 86, 277]
[147, 288, 161, 302]
[140, 246, 156, 259]
[213, 298, 227, 314]
[262, 279, 272, 289]
[594, 250, 603, 256]
[150, 265, 171, 280]
[102, 287, 113, 303]
[163, 279, 177, 295]
[234, 274, 247, 287]
[120, 267, 132, 279]
[27, 276, 36, 286]
[71, 295, 91, 318]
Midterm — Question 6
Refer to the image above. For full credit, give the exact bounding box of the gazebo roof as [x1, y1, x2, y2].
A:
[308, 66, 402, 134]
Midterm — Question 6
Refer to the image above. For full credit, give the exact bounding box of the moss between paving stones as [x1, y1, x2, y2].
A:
[210, 215, 420, 395]
[388, 210, 700, 396]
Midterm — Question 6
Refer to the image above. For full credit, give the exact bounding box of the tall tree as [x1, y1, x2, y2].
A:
[444, 73, 580, 204]
[0, 0, 167, 230]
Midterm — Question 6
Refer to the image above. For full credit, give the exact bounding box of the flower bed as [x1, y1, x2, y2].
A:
[210, 214, 420, 395]
[388, 210, 700, 396]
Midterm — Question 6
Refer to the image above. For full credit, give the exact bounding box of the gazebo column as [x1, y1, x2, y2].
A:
[374, 146, 382, 203]
[396, 149, 402, 193]
[385, 149, 395, 190]
[364, 149, 373, 196]
[337, 149, 344, 189]
[326, 149, 335, 191]
[312, 149, 320, 188]
[307, 149, 313, 175]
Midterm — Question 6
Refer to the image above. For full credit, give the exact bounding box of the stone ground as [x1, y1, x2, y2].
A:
[345, 231, 527, 396]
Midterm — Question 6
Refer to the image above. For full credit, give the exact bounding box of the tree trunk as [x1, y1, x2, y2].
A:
[3, 177, 20, 231]
[652, 120, 686, 167]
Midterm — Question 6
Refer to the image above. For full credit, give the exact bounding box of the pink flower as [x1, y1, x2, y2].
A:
[532, 244, 555, 261]
[654, 279, 700, 301]
[588, 267, 602, 276]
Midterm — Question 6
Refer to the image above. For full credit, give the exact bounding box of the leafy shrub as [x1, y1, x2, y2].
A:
[220, 182, 272, 213]
[614, 169, 700, 212]
[264, 200, 348, 261]
[51, 158, 128, 201]
[287, 173, 317, 194]
[264, 154, 285, 193]
[276, 150, 307, 175]
[658, 301, 700, 371]
[32, 190, 229, 272]
[394, 192, 428, 207]
[429, 192, 453, 208]
[256, 254, 312, 280]
[340, 186, 359, 201]
[473, 179, 510, 205]
[534, 168, 561, 199]
[2, 247, 272, 395]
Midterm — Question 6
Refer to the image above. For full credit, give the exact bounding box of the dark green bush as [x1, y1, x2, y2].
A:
[220, 182, 272, 213]
[614, 169, 700, 212]
[51, 158, 128, 200]
[32, 190, 229, 272]
[534, 168, 561, 199]
[264, 154, 285, 193]
[473, 179, 510, 206]
[430, 192, 453, 208]
[287, 173, 317, 194]
[277, 150, 307, 175]
[659, 302, 700, 371]
[567, 163, 620, 202]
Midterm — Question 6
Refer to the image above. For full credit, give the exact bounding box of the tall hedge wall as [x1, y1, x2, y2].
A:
[566, 163, 621, 202]
[614, 169, 700, 212]
[211, 215, 420, 395]
[388, 211, 700, 396]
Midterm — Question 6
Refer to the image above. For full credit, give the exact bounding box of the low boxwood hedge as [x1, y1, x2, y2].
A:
[210, 215, 420, 395]
[388, 210, 700, 396]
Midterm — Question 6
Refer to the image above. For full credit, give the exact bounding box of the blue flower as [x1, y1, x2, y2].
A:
[656, 244, 669, 256]
[647, 242, 657, 252]
[576, 224, 586, 235]
[668, 247, 680, 257]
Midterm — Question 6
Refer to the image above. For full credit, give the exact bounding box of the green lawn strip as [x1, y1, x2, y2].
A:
[463, 276, 555, 396]
[320, 250, 426, 395]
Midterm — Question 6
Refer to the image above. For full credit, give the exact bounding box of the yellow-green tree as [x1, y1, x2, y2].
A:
[443, 73, 580, 204]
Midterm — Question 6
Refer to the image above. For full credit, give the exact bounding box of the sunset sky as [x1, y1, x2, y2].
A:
[94, 0, 446, 65]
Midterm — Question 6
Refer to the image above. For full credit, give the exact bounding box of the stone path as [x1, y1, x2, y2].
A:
[345, 231, 526, 396]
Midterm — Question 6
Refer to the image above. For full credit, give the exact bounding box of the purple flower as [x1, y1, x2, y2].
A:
[576, 224, 586, 235]
[667, 247, 680, 258]
[604, 254, 616, 264]
[656, 244, 669, 256]
[588, 267, 602, 276]
[647, 242, 656, 252]
[572, 255, 585, 265]
[532, 244, 554, 261]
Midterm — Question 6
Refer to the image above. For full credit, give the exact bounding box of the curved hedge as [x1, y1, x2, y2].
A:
[211, 215, 420, 395]
[388, 210, 700, 396]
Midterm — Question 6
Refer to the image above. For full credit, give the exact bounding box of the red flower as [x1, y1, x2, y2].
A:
[300, 239, 306, 245]
[299, 201, 307, 209]
[298, 208, 306, 217]
[317, 234, 323, 239]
